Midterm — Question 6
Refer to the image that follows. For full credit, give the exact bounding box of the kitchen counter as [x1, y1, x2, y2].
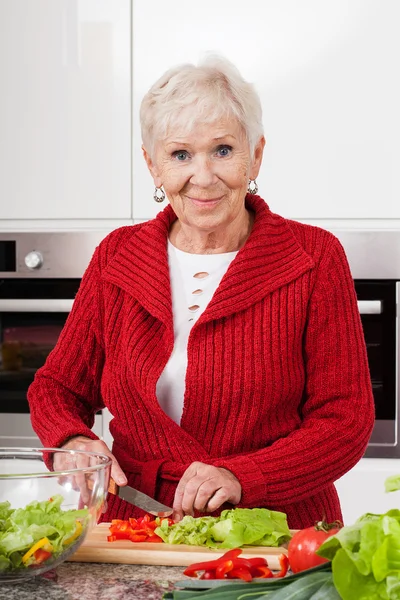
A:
[0, 562, 185, 600]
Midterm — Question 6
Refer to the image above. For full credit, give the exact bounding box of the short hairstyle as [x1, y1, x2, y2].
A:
[140, 55, 264, 158]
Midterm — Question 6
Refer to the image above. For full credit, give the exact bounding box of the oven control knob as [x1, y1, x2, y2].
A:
[24, 251, 43, 270]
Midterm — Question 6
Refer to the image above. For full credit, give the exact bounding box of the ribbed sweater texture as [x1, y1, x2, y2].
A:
[28, 195, 375, 529]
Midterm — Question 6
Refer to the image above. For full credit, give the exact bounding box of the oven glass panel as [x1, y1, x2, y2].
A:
[0, 241, 16, 272]
[355, 280, 396, 421]
[0, 278, 80, 413]
[0, 314, 67, 410]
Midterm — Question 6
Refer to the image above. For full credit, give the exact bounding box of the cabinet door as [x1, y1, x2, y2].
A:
[0, 0, 131, 220]
[132, 0, 400, 221]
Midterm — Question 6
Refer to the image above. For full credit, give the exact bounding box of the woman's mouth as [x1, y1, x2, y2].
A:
[187, 196, 223, 207]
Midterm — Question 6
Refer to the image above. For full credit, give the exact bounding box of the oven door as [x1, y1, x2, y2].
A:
[0, 278, 102, 446]
[355, 280, 399, 458]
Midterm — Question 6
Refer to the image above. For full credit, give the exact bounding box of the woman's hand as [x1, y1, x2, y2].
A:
[53, 436, 127, 506]
[173, 461, 241, 522]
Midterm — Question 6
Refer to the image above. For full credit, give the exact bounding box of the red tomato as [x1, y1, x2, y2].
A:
[287, 523, 341, 573]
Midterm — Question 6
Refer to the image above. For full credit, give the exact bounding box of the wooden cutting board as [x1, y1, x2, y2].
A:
[68, 523, 289, 570]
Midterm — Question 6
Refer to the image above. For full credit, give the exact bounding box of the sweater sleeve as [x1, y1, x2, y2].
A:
[204, 235, 375, 507]
[27, 247, 105, 449]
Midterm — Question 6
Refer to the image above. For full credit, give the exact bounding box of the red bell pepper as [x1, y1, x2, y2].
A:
[183, 548, 289, 581]
[200, 569, 217, 580]
[273, 554, 289, 578]
[107, 514, 169, 543]
[32, 548, 52, 565]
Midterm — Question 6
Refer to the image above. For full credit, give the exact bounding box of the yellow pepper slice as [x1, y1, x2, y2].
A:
[22, 537, 53, 564]
[64, 520, 83, 545]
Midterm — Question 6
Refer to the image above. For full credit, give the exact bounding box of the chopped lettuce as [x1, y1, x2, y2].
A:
[385, 476, 400, 494]
[0, 495, 88, 573]
[155, 507, 291, 549]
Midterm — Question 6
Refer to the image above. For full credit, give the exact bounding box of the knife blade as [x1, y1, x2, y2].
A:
[108, 479, 173, 517]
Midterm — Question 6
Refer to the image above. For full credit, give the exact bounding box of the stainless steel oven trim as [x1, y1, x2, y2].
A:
[0, 231, 109, 278]
[0, 299, 73, 312]
[364, 282, 399, 457]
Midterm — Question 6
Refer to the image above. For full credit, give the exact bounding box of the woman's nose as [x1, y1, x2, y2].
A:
[190, 157, 218, 187]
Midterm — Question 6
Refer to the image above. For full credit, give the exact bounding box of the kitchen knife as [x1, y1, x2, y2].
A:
[108, 479, 173, 517]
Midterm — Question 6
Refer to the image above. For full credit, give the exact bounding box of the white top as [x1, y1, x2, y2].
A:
[156, 240, 238, 424]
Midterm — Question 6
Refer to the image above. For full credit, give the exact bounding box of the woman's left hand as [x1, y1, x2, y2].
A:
[172, 461, 242, 522]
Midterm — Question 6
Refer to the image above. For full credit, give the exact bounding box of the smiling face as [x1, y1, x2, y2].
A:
[143, 118, 265, 242]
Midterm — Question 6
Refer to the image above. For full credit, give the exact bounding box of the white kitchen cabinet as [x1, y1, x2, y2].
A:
[335, 458, 400, 525]
[132, 0, 400, 222]
[0, 0, 131, 220]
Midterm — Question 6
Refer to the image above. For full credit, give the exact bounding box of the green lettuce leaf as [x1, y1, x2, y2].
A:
[332, 548, 388, 600]
[155, 507, 291, 549]
[371, 517, 400, 582]
[385, 476, 400, 494]
[0, 494, 89, 572]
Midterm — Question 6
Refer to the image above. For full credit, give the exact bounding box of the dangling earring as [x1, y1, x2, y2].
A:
[153, 186, 165, 203]
[247, 179, 258, 194]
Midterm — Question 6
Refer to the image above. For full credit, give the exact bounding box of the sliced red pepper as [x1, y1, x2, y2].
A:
[227, 557, 253, 571]
[273, 554, 289, 578]
[146, 534, 163, 543]
[215, 560, 233, 579]
[33, 548, 52, 565]
[130, 534, 147, 542]
[110, 531, 133, 540]
[183, 550, 256, 579]
[200, 570, 216, 580]
[183, 549, 287, 581]
[183, 559, 224, 577]
[218, 548, 242, 560]
[251, 565, 273, 578]
[246, 557, 269, 568]
[227, 567, 252, 582]
[108, 514, 166, 543]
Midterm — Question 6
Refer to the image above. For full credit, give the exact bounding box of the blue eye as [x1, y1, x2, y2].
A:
[216, 145, 232, 157]
[172, 150, 189, 161]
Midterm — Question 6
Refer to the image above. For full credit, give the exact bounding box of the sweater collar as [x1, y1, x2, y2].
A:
[102, 195, 314, 325]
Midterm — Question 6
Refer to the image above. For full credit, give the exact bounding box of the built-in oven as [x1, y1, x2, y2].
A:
[0, 232, 108, 447]
[335, 232, 400, 459]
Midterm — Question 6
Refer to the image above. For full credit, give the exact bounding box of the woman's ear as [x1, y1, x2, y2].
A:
[249, 136, 266, 180]
[142, 145, 162, 187]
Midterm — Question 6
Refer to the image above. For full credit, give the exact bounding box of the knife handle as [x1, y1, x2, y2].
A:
[108, 477, 120, 496]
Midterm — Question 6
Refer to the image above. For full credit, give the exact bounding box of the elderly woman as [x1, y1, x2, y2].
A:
[28, 56, 374, 529]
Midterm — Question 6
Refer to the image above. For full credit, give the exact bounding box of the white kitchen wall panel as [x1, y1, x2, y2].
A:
[0, 413, 103, 448]
[0, 0, 131, 220]
[335, 459, 400, 525]
[132, 0, 400, 221]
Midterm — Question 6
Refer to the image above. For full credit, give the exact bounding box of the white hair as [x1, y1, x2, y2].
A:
[140, 55, 264, 158]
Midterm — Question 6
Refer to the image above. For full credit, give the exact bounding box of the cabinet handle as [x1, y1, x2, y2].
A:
[0, 299, 73, 313]
[357, 300, 382, 315]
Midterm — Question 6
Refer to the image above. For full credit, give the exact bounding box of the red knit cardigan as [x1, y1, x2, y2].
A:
[28, 195, 375, 529]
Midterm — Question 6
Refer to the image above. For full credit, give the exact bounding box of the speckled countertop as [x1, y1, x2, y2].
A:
[0, 563, 185, 600]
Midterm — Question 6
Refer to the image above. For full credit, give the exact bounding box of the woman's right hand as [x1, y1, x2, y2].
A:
[53, 435, 127, 505]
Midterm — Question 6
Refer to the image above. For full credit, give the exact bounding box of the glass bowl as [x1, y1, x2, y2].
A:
[0, 447, 112, 583]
